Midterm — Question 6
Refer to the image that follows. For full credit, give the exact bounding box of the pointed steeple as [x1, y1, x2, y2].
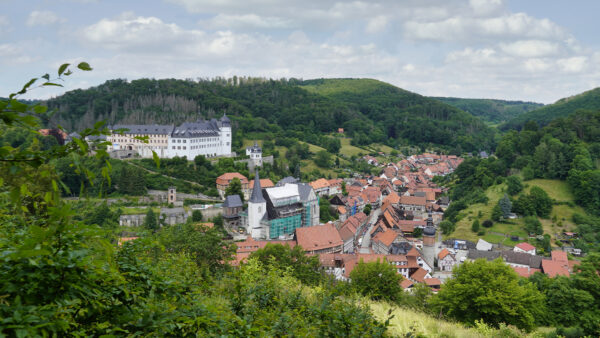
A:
[249, 168, 266, 203]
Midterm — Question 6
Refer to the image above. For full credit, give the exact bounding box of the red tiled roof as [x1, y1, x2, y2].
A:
[296, 224, 343, 252]
[410, 267, 428, 283]
[383, 191, 400, 205]
[373, 229, 398, 247]
[542, 259, 570, 278]
[249, 178, 275, 189]
[512, 266, 534, 278]
[424, 278, 441, 287]
[338, 222, 357, 241]
[515, 242, 536, 252]
[400, 279, 414, 289]
[216, 172, 249, 186]
[551, 250, 568, 263]
[337, 206, 347, 214]
[438, 248, 451, 260]
[310, 178, 330, 190]
[399, 195, 427, 206]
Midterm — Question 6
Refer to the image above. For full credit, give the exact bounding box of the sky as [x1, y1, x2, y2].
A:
[2, 0, 600, 103]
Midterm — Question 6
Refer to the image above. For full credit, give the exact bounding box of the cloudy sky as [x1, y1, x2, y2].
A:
[2, 0, 600, 103]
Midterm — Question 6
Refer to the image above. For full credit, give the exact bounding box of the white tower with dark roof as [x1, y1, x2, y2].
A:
[248, 168, 267, 239]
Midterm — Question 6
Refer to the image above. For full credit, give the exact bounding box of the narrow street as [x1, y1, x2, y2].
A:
[359, 208, 381, 253]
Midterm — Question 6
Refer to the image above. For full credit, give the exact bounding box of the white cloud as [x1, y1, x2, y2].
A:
[500, 40, 559, 58]
[557, 56, 587, 73]
[26, 10, 65, 27]
[469, 0, 503, 17]
[366, 15, 388, 33]
[0, 15, 10, 34]
[204, 13, 292, 29]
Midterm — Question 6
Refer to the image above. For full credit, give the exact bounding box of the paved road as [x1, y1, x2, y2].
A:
[359, 208, 381, 253]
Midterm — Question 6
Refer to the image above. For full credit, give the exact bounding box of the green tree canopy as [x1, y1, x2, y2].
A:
[249, 243, 322, 285]
[506, 175, 523, 195]
[430, 258, 545, 331]
[350, 259, 403, 302]
[225, 177, 244, 202]
[144, 207, 159, 231]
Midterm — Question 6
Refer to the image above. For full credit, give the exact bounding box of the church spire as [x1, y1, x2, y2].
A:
[249, 168, 266, 203]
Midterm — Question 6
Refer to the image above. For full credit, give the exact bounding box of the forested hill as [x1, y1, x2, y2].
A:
[299, 78, 495, 152]
[501, 87, 600, 130]
[46, 77, 495, 152]
[432, 97, 543, 124]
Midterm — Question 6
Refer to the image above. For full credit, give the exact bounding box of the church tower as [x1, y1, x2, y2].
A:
[248, 168, 267, 239]
[422, 211, 436, 269]
[219, 114, 231, 156]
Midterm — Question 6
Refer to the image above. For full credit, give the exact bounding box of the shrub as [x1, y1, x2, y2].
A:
[482, 220, 493, 228]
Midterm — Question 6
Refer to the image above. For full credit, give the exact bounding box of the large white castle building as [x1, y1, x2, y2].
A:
[108, 114, 232, 159]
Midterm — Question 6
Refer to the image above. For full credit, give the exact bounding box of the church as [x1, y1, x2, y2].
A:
[244, 170, 320, 240]
[107, 114, 232, 159]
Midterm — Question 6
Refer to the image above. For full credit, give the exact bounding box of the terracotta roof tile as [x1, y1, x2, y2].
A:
[249, 178, 274, 189]
[296, 224, 343, 252]
[373, 229, 398, 247]
[424, 278, 441, 287]
[542, 259, 570, 278]
[438, 248, 451, 260]
[400, 279, 414, 289]
[515, 242, 536, 252]
[551, 250, 568, 263]
[410, 267, 428, 283]
[310, 178, 330, 190]
[399, 195, 427, 206]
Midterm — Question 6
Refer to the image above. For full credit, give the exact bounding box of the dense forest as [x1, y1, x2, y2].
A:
[45, 77, 496, 153]
[501, 87, 600, 130]
[433, 97, 543, 124]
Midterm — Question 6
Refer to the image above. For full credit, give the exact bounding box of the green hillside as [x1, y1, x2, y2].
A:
[432, 97, 543, 124]
[450, 179, 580, 246]
[301, 78, 496, 152]
[501, 87, 600, 130]
[45, 77, 496, 153]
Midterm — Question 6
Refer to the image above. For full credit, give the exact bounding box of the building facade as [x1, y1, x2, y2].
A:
[108, 114, 231, 159]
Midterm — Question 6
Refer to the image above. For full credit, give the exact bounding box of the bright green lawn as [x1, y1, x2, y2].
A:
[339, 138, 367, 157]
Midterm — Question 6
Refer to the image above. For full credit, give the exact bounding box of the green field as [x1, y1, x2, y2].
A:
[449, 180, 579, 246]
[339, 138, 367, 157]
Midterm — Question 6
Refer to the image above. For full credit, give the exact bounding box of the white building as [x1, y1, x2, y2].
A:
[246, 141, 262, 167]
[109, 114, 232, 159]
[514, 242, 536, 255]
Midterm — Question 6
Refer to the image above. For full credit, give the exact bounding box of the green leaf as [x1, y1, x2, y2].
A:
[42, 73, 50, 81]
[77, 62, 93, 71]
[58, 63, 70, 76]
[94, 120, 106, 129]
[42, 82, 63, 87]
[18, 78, 38, 94]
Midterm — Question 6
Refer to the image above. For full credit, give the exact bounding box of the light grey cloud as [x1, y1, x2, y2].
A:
[26, 10, 65, 26]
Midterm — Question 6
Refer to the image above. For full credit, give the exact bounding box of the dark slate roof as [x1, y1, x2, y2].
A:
[247, 141, 262, 152]
[467, 249, 501, 261]
[297, 183, 315, 203]
[220, 114, 230, 123]
[501, 251, 543, 269]
[223, 195, 243, 208]
[414, 191, 426, 197]
[277, 176, 299, 186]
[171, 119, 220, 138]
[390, 242, 413, 255]
[443, 239, 477, 250]
[249, 169, 266, 204]
[423, 226, 436, 236]
[110, 124, 174, 135]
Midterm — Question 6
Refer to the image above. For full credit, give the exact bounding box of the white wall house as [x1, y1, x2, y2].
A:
[109, 114, 231, 159]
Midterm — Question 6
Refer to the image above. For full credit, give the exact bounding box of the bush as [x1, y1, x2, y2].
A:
[482, 220, 493, 228]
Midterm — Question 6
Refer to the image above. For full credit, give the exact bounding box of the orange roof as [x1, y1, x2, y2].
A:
[296, 224, 343, 252]
[328, 178, 343, 186]
[542, 259, 570, 278]
[410, 267, 428, 283]
[216, 172, 248, 186]
[383, 192, 400, 205]
[310, 178, 330, 190]
[249, 178, 275, 189]
[232, 252, 251, 266]
[406, 247, 421, 258]
[373, 229, 398, 247]
[337, 206, 347, 214]
[551, 250, 568, 263]
[424, 278, 441, 287]
[400, 279, 414, 289]
[235, 236, 295, 254]
[512, 266, 535, 278]
[515, 242, 536, 252]
[438, 248, 451, 260]
[399, 195, 427, 206]
[338, 222, 357, 241]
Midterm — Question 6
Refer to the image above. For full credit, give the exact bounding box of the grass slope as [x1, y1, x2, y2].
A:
[502, 87, 600, 130]
[368, 301, 550, 337]
[449, 179, 579, 246]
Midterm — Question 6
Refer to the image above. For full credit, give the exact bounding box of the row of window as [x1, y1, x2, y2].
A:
[174, 137, 220, 144]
